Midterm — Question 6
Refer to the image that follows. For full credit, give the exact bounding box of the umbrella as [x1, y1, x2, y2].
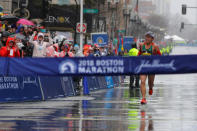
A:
[0, 15, 19, 22]
[17, 19, 34, 26]
[9, 33, 25, 40]
[31, 19, 43, 25]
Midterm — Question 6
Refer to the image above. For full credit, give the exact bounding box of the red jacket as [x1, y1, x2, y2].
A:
[0, 37, 20, 57]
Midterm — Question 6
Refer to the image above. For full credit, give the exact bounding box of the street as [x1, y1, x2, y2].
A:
[0, 46, 197, 131]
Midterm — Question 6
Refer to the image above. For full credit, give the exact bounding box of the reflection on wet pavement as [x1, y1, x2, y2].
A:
[0, 46, 197, 130]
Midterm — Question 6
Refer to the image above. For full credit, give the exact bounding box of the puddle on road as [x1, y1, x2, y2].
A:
[0, 82, 197, 131]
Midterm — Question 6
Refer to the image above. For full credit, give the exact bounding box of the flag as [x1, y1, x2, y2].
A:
[121, 38, 124, 51]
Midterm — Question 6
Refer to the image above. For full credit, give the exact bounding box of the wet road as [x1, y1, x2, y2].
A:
[0, 46, 197, 130]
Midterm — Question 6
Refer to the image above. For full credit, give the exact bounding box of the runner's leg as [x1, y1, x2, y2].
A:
[140, 75, 147, 98]
[148, 75, 155, 90]
[135, 75, 140, 87]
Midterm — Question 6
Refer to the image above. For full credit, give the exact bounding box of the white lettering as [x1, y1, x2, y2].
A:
[78, 67, 86, 73]
[135, 60, 176, 73]
[97, 67, 103, 73]
[78, 66, 124, 74]
[96, 60, 124, 66]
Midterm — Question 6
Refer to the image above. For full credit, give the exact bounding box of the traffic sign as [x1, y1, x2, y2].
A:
[76, 23, 87, 33]
[83, 8, 98, 14]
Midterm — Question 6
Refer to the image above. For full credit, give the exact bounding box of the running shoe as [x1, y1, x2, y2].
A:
[149, 88, 153, 95]
[141, 98, 147, 104]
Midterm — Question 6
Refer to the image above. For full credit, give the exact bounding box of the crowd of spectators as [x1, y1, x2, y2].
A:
[0, 18, 116, 58]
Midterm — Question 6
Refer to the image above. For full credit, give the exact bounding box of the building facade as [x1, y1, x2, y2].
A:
[152, 0, 170, 16]
[0, 0, 12, 14]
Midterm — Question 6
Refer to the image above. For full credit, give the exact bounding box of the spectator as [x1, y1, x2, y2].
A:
[53, 44, 60, 57]
[59, 44, 70, 57]
[74, 44, 83, 57]
[0, 37, 20, 57]
[0, 31, 9, 48]
[46, 45, 55, 57]
[29, 31, 52, 57]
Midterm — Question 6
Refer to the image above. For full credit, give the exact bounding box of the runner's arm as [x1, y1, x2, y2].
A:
[137, 44, 142, 56]
[29, 32, 36, 45]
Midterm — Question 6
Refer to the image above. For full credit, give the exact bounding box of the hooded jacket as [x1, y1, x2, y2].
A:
[29, 32, 52, 57]
[0, 37, 20, 57]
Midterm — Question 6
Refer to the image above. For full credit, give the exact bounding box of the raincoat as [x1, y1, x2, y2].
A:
[29, 32, 52, 57]
[0, 37, 20, 57]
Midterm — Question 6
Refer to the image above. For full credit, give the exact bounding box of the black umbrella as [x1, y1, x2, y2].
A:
[0, 15, 19, 23]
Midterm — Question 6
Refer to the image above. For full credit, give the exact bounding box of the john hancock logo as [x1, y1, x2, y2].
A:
[59, 60, 77, 74]
[135, 59, 176, 74]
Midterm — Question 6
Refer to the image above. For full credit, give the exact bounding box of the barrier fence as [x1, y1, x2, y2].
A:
[176, 43, 197, 47]
[0, 76, 121, 103]
[1, 55, 197, 103]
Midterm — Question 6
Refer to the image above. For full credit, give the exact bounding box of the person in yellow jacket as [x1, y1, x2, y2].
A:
[129, 43, 139, 88]
[129, 46, 139, 56]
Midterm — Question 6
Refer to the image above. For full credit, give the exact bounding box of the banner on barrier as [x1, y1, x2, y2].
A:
[0, 76, 42, 102]
[4, 55, 197, 76]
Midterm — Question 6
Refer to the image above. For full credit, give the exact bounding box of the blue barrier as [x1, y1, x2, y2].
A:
[38, 76, 65, 99]
[0, 76, 43, 102]
[0, 75, 121, 103]
[112, 76, 120, 87]
[61, 77, 76, 96]
[83, 77, 90, 95]
[97, 77, 107, 89]
[86, 76, 99, 91]
[105, 76, 114, 88]
[176, 43, 197, 47]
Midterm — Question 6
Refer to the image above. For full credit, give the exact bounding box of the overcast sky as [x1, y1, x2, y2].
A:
[170, 0, 197, 24]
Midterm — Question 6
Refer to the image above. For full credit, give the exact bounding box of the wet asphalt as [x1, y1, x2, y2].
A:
[0, 46, 197, 131]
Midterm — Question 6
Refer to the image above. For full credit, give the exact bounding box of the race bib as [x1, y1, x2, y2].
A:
[10, 49, 14, 56]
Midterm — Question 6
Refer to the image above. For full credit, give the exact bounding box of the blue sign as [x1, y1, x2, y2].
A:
[56, 0, 70, 5]
[92, 33, 108, 47]
[123, 36, 134, 51]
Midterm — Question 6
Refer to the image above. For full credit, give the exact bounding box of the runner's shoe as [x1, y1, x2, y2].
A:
[141, 98, 147, 104]
[149, 88, 153, 95]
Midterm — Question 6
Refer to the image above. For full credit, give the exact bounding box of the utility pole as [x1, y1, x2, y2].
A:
[80, 0, 83, 56]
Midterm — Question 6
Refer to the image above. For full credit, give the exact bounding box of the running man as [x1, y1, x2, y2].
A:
[138, 31, 161, 104]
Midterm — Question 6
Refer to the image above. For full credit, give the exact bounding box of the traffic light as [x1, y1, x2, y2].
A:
[181, 22, 184, 29]
[182, 4, 187, 15]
